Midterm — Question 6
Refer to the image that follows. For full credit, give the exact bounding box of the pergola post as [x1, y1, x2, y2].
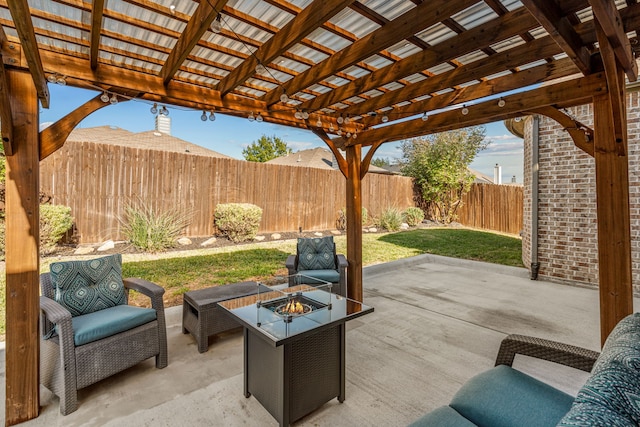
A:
[345, 145, 363, 302]
[593, 93, 633, 345]
[5, 70, 40, 425]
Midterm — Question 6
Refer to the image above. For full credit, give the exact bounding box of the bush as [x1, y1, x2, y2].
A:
[214, 203, 262, 243]
[403, 207, 425, 227]
[121, 202, 190, 252]
[376, 207, 403, 232]
[40, 204, 74, 254]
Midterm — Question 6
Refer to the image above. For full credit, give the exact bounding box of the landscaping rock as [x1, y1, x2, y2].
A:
[314, 232, 323, 237]
[254, 235, 266, 241]
[368, 227, 378, 233]
[200, 237, 217, 247]
[177, 237, 192, 246]
[74, 246, 95, 255]
[271, 233, 281, 240]
[400, 223, 409, 230]
[97, 240, 115, 252]
[331, 230, 341, 235]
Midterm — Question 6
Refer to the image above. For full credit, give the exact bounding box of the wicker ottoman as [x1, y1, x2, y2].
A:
[182, 281, 265, 353]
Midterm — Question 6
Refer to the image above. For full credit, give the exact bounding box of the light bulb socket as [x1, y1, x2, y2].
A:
[498, 98, 506, 108]
[294, 111, 303, 120]
[109, 94, 118, 104]
[201, 111, 207, 121]
[248, 112, 255, 122]
[150, 103, 158, 114]
[209, 111, 216, 121]
[100, 92, 110, 103]
[57, 76, 66, 85]
[256, 113, 263, 122]
[255, 63, 267, 74]
[421, 112, 429, 121]
[337, 115, 344, 124]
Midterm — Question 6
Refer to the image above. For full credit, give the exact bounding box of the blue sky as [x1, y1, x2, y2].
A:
[40, 84, 524, 183]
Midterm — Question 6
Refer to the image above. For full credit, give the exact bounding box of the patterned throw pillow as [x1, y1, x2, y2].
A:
[50, 254, 126, 317]
[297, 236, 337, 271]
[557, 312, 640, 426]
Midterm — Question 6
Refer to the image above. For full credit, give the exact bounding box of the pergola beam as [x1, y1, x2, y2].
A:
[0, 24, 13, 155]
[89, 0, 104, 70]
[589, 0, 638, 81]
[160, 0, 228, 85]
[5, 0, 49, 108]
[520, 0, 592, 76]
[216, 0, 355, 97]
[262, 0, 476, 106]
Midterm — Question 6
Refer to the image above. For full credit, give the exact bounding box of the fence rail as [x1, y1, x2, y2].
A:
[39, 142, 523, 243]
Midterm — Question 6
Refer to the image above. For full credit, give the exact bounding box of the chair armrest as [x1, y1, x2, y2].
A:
[336, 254, 348, 270]
[40, 295, 74, 339]
[123, 278, 165, 311]
[495, 334, 599, 373]
[285, 254, 297, 272]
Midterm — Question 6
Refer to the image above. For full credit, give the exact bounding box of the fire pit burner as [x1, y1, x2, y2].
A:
[275, 300, 312, 316]
[261, 294, 328, 321]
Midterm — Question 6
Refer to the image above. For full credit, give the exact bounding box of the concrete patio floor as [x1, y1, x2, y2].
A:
[3, 253, 632, 426]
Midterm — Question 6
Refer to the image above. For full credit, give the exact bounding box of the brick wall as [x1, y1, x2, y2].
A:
[522, 90, 640, 292]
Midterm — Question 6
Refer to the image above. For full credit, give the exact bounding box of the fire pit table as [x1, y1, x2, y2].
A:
[218, 275, 373, 427]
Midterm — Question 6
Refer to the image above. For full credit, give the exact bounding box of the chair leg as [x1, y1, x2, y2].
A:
[59, 386, 78, 415]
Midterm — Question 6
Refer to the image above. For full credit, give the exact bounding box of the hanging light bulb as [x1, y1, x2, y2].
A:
[211, 15, 222, 33]
[209, 111, 216, 121]
[109, 94, 118, 104]
[337, 129, 342, 136]
[100, 92, 110, 103]
[201, 111, 207, 121]
[352, 132, 358, 140]
[421, 112, 429, 121]
[344, 115, 350, 125]
[280, 89, 289, 103]
[255, 62, 267, 74]
[514, 116, 522, 122]
[498, 98, 506, 108]
[169, 4, 176, 14]
[301, 111, 309, 120]
[57, 76, 67, 85]
[346, 132, 352, 138]
[461, 105, 469, 115]
[161, 105, 169, 115]
[381, 115, 389, 123]
[256, 112, 263, 122]
[248, 112, 255, 122]
[329, 123, 334, 131]
[47, 74, 57, 83]
[337, 115, 344, 125]
[150, 103, 158, 114]
[294, 110, 303, 120]
[316, 117, 322, 127]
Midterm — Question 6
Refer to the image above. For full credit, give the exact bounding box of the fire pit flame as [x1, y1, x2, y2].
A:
[276, 299, 312, 316]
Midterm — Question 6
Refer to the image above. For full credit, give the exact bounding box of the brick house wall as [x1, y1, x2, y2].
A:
[522, 89, 640, 292]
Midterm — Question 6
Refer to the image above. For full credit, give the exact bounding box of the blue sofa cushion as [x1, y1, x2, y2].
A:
[450, 364, 574, 427]
[60, 304, 157, 346]
[408, 406, 477, 427]
[297, 237, 336, 271]
[50, 254, 126, 317]
[558, 313, 640, 427]
[296, 269, 341, 284]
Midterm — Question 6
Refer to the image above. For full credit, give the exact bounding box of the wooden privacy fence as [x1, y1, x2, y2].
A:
[456, 183, 524, 235]
[39, 141, 416, 243]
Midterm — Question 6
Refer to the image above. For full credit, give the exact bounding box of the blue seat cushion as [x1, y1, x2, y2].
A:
[558, 312, 640, 427]
[50, 254, 126, 317]
[408, 406, 477, 427]
[60, 305, 157, 346]
[297, 236, 336, 270]
[296, 269, 341, 285]
[450, 365, 574, 427]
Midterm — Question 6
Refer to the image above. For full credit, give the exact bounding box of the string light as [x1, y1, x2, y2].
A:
[248, 112, 255, 122]
[294, 110, 303, 120]
[461, 105, 469, 115]
[255, 63, 267, 74]
[169, 4, 176, 14]
[301, 111, 309, 120]
[381, 115, 389, 123]
[498, 98, 506, 108]
[346, 132, 352, 138]
[150, 103, 158, 114]
[100, 92, 110, 103]
[280, 89, 289, 103]
[421, 112, 429, 121]
[201, 111, 207, 121]
[329, 123, 334, 131]
[337, 129, 342, 136]
[109, 94, 118, 104]
[514, 116, 522, 122]
[344, 115, 350, 125]
[256, 112, 263, 122]
[160, 105, 169, 116]
[352, 132, 357, 140]
[337, 115, 344, 125]
[316, 117, 322, 127]
[211, 15, 222, 33]
[209, 111, 216, 121]
[47, 74, 56, 83]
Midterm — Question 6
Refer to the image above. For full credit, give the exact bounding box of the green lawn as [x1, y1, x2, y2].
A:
[0, 228, 522, 338]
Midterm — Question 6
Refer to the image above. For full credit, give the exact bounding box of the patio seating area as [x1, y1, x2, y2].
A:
[2, 253, 624, 427]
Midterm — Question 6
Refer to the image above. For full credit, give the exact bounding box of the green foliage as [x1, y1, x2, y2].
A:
[214, 203, 263, 242]
[242, 134, 292, 162]
[403, 207, 425, 226]
[362, 207, 369, 226]
[40, 204, 74, 254]
[376, 207, 403, 232]
[371, 157, 391, 168]
[0, 143, 5, 184]
[120, 202, 190, 253]
[400, 127, 487, 224]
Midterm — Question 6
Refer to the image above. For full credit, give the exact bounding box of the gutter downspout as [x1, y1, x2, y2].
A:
[531, 115, 540, 280]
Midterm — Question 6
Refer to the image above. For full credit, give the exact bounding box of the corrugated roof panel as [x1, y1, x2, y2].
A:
[245, 78, 277, 92]
[346, 96, 366, 104]
[529, 27, 549, 39]
[148, 0, 198, 16]
[287, 44, 330, 65]
[100, 36, 168, 61]
[387, 41, 422, 59]
[306, 27, 352, 52]
[31, 0, 85, 22]
[288, 0, 314, 9]
[381, 81, 405, 91]
[103, 17, 176, 50]
[502, 0, 523, 12]
[485, 70, 513, 80]
[37, 35, 86, 55]
[518, 59, 548, 70]
[364, 0, 416, 21]
[417, 23, 457, 46]
[267, 69, 295, 83]
[231, 0, 293, 30]
[297, 93, 315, 101]
[434, 88, 454, 95]
[426, 63, 456, 75]
[109, 0, 187, 33]
[176, 70, 216, 86]
[413, 94, 431, 102]
[458, 79, 480, 88]
[404, 74, 428, 84]
[329, 7, 379, 39]
[325, 75, 350, 87]
[206, 36, 255, 56]
[31, 17, 85, 42]
[361, 55, 393, 69]
[192, 46, 242, 64]
[221, 16, 273, 44]
[343, 65, 370, 79]
[491, 35, 526, 52]
[273, 57, 308, 74]
[236, 86, 265, 98]
[307, 84, 331, 94]
[452, 3, 497, 30]
[456, 50, 488, 65]
[363, 89, 385, 98]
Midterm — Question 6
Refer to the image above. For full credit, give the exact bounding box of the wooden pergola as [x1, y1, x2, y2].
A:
[1, 0, 637, 424]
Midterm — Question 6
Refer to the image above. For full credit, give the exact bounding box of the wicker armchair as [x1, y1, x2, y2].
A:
[39, 272, 168, 415]
[286, 236, 348, 297]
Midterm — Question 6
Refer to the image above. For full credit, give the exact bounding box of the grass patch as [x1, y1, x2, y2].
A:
[0, 228, 522, 338]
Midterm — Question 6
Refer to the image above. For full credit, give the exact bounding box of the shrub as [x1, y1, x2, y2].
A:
[376, 207, 403, 232]
[40, 204, 74, 254]
[214, 203, 262, 243]
[403, 207, 425, 227]
[121, 202, 190, 252]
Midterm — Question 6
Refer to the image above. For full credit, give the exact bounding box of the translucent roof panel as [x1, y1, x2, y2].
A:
[362, 0, 416, 21]
[387, 41, 422, 59]
[306, 28, 352, 52]
[417, 23, 457, 46]
[329, 7, 379, 39]
[452, 3, 498, 30]
[456, 51, 489, 65]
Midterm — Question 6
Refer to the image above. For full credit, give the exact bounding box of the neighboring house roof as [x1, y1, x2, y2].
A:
[66, 126, 233, 159]
[267, 147, 393, 174]
[468, 168, 494, 184]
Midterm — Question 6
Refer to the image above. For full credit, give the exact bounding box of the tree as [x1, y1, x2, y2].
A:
[371, 157, 392, 168]
[400, 126, 487, 224]
[242, 134, 292, 162]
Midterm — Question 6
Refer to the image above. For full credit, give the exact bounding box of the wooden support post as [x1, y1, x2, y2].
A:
[5, 70, 40, 425]
[345, 145, 363, 302]
[593, 93, 633, 345]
